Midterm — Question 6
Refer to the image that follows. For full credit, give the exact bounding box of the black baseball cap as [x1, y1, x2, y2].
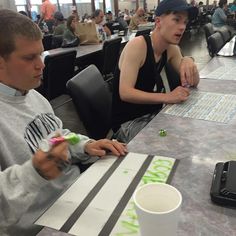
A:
[54, 11, 64, 21]
[155, 0, 198, 20]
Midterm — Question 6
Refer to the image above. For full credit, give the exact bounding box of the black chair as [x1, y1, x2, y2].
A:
[203, 23, 215, 40]
[51, 35, 63, 49]
[66, 65, 112, 140]
[203, 23, 215, 54]
[40, 50, 76, 100]
[135, 28, 151, 37]
[101, 37, 122, 80]
[217, 27, 231, 43]
[42, 34, 53, 51]
[208, 32, 225, 57]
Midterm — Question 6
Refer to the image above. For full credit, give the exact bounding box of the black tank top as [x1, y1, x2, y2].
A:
[112, 35, 167, 132]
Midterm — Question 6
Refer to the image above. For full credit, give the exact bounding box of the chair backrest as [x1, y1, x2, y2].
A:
[42, 34, 53, 51]
[217, 27, 231, 43]
[208, 31, 225, 57]
[51, 35, 63, 49]
[135, 28, 151, 37]
[203, 23, 215, 40]
[102, 37, 122, 79]
[66, 64, 112, 139]
[42, 50, 76, 100]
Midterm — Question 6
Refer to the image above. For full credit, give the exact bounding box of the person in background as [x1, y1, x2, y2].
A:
[82, 13, 91, 22]
[190, 0, 197, 7]
[72, 10, 80, 22]
[39, 0, 56, 33]
[53, 11, 66, 35]
[209, 0, 218, 15]
[31, 10, 38, 22]
[230, 0, 236, 18]
[112, 0, 199, 143]
[198, 1, 204, 15]
[105, 11, 115, 34]
[0, 9, 127, 236]
[63, 15, 80, 42]
[212, 0, 228, 28]
[92, 9, 111, 37]
[106, 10, 113, 23]
[124, 9, 131, 21]
[18, 10, 28, 17]
[129, 7, 147, 30]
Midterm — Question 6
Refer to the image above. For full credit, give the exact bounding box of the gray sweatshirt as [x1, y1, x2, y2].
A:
[0, 89, 94, 236]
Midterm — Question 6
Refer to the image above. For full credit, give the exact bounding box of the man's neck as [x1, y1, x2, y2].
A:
[151, 29, 168, 58]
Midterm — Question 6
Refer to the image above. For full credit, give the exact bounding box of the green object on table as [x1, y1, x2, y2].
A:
[159, 129, 167, 137]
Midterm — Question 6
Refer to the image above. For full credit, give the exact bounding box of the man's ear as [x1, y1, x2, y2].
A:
[155, 16, 161, 28]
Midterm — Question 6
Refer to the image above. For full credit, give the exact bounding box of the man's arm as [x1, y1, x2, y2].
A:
[168, 44, 199, 87]
[0, 141, 68, 228]
[119, 37, 190, 104]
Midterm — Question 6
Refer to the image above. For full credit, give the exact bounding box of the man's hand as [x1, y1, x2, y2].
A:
[179, 57, 199, 87]
[33, 142, 69, 180]
[84, 139, 127, 157]
[165, 86, 190, 104]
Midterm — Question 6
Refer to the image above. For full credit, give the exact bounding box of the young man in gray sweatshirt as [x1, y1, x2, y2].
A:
[0, 9, 127, 236]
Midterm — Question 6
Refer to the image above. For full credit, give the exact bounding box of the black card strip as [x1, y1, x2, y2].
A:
[60, 155, 125, 233]
[98, 155, 154, 236]
[166, 159, 179, 184]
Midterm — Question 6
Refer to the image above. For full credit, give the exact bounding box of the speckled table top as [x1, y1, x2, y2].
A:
[38, 64, 236, 236]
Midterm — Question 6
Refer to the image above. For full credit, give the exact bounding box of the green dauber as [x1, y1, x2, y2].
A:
[40, 133, 80, 152]
[159, 129, 167, 137]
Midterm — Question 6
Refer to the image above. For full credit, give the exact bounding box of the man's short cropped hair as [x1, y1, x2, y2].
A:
[0, 9, 42, 58]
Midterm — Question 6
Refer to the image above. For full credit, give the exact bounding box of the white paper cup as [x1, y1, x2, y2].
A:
[133, 183, 182, 236]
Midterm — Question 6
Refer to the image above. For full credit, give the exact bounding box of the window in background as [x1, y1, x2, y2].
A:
[15, 0, 26, 4]
[16, 5, 27, 12]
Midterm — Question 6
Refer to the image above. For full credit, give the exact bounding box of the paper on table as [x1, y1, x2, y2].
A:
[217, 36, 236, 57]
[162, 90, 236, 123]
[35, 153, 176, 236]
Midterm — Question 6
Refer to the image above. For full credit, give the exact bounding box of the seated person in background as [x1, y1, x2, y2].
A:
[209, 0, 218, 15]
[129, 7, 147, 30]
[82, 13, 91, 22]
[0, 9, 127, 236]
[112, 0, 199, 143]
[198, 1, 204, 15]
[18, 10, 28, 17]
[63, 15, 80, 42]
[212, 0, 228, 28]
[106, 10, 113, 23]
[230, 0, 236, 18]
[72, 10, 80, 22]
[105, 11, 115, 34]
[124, 9, 131, 21]
[92, 9, 111, 37]
[116, 13, 129, 31]
[53, 11, 66, 35]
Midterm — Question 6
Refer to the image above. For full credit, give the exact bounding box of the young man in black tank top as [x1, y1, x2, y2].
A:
[112, 0, 200, 143]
